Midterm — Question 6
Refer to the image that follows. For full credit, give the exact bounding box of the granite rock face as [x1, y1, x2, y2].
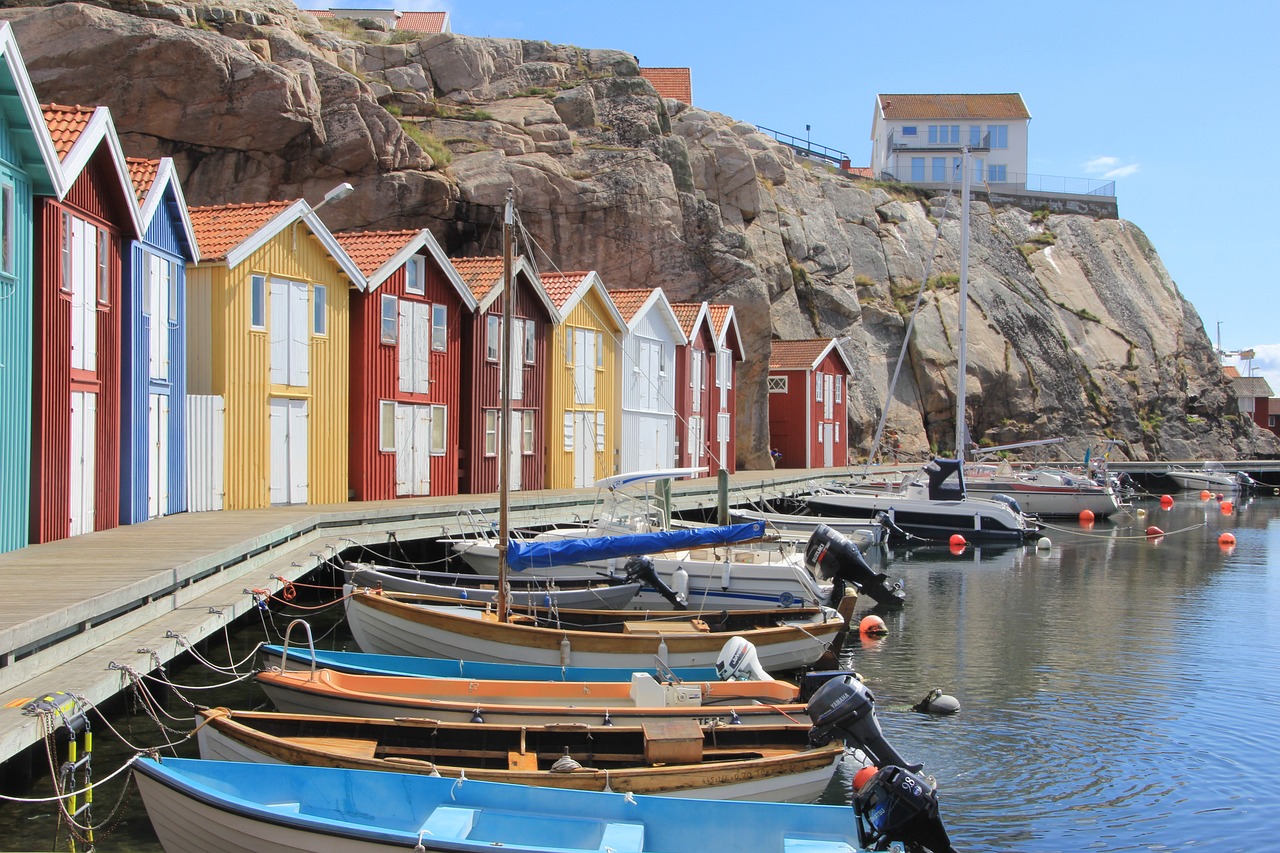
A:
[8, 0, 1273, 465]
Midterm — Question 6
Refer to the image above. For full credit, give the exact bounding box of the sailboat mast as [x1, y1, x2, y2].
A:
[496, 189, 515, 623]
[954, 147, 971, 462]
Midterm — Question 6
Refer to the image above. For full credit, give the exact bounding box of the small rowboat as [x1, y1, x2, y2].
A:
[344, 561, 642, 610]
[135, 757, 879, 852]
[255, 667, 809, 728]
[195, 708, 846, 802]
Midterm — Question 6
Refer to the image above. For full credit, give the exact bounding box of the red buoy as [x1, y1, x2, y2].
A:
[853, 765, 880, 792]
[1218, 532, 1236, 547]
[1159, 494, 1174, 509]
[1146, 526, 1164, 537]
[1079, 509, 1095, 525]
[1220, 500, 1234, 515]
[949, 533, 966, 549]
[1199, 490, 1211, 501]
[859, 615, 887, 636]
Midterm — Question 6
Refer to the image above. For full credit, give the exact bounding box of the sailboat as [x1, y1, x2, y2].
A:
[802, 147, 1041, 543]
[343, 191, 849, 672]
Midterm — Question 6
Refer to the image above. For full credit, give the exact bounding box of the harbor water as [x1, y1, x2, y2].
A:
[2, 492, 1278, 851]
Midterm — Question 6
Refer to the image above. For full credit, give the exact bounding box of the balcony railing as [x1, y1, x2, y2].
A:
[882, 165, 1116, 198]
[757, 125, 849, 166]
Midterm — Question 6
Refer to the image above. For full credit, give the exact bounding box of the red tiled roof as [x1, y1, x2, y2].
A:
[878, 93, 1030, 121]
[640, 68, 692, 104]
[334, 228, 420, 278]
[126, 157, 160, 203]
[609, 288, 654, 322]
[452, 256, 506, 301]
[188, 201, 294, 261]
[309, 9, 334, 16]
[42, 103, 97, 161]
[396, 11, 448, 32]
[706, 304, 730, 336]
[769, 338, 835, 370]
[670, 302, 704, 338]
[540, 271, 591, 310]
[1222, 365, 1241, 378]
[845, 166, 874, 178]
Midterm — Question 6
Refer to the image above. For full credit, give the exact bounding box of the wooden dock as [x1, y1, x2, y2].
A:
[0, 468, 821, 767]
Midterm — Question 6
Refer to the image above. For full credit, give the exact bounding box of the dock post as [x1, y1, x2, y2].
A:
[717, 470, 730, 526]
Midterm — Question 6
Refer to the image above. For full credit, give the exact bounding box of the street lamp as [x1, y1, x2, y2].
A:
[314, 182, 353, 211]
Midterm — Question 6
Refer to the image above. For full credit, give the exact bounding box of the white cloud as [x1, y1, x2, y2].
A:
[1102, 163, 1140, 179]
[1083, 156, 1119, 174]
[1083, 156, 1139, 180]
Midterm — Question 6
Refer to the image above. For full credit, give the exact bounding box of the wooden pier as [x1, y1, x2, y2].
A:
[0, 469, 821, 768]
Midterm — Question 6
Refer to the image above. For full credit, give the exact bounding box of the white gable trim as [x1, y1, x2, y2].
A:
[363, 228, 478, 310]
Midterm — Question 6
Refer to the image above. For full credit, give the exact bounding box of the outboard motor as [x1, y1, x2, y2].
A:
[987, 493, 1024, 516]
[804, 525, 905, 609]
[807, 674, 956, 853]
[714, 637, 774, 682]
[622, 555, 687, 611]
[924, 458, 966, 502]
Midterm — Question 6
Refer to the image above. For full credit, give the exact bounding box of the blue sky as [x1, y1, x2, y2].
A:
[299, 0, 1280, 393]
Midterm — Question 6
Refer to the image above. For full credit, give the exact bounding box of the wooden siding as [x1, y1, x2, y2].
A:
[201, 230, 353, 509]
[121, 194, 192, 524]
[458, 275, 548, 494]
[620, 306, 679, 473]
[544, 289, 622, 488]
[674, 321, 715, 474]
[0, 153, 34, 552]
[30, 179, 125, 543]
[349, 260, 464, 501]
[766, 368, 809, 469]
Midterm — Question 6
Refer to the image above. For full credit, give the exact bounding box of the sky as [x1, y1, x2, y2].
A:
[298, 0, 1280, 394]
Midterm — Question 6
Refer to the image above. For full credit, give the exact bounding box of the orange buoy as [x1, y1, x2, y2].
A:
[1146, 526, 1164, 537]
[1079, 509, 1095, 524]
[859, 615, 887, 636]
[949, 533, 966, 549]
[1199, 490, 1211, 501]
[853, 765, 880, 792]
[1220, 500, 1234, 515]
[1216, 493, 1225, 501]
[1159, 494, 1174, 509]
[1218, 532, 1236, 547]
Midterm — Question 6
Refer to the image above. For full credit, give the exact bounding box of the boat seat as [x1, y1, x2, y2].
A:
[598, 821, 645, 852]
[419, 805, 478, 840]
[782, 837, 857, 853]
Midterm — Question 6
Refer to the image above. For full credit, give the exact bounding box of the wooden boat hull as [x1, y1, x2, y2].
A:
[347, 563, 642, 610]
[342, 590, 844, 673]
[195, 709, 845, 802]
[134, 757, 868, 853]
[256, 668, 809, 728]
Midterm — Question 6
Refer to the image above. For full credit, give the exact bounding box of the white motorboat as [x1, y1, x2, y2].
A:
[1166, 461, 1255, 492]
[944, 463, 1122, 518]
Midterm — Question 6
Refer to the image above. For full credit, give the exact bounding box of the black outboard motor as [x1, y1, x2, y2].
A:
[804, 525, 905, 609]
[807, 674, 956, 853]
[622, 555, 687, 611]
[924, 458, 966, 501]
[987, 493, 1024, 516]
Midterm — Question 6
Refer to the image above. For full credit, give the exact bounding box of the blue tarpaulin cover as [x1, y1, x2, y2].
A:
[506, 521, 766, 571]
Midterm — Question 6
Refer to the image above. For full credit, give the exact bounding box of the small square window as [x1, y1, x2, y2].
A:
[313, 284, 327, 336]
[484, 409, 498, 456]
[901, 126, 917, 137]
[768, 376, 787, 393]
[430, 404, 447, 454]
[379, 401, 396, 451]
[250, 275, 266, 330]
[380, 294, 398, 343]
[486, 315, 501, 361]
[405, 255, 425, 295]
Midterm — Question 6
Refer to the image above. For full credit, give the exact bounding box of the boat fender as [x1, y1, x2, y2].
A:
[672, 566, 689, 606]
[911, 688, 960, 715]
[560, 635, 572, 667]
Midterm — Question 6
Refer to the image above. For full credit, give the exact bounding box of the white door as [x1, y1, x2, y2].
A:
[269, 398, 308, 505]
[823, 423, 834, 467]
[573, 412, 595, 487]
[269, 279, 309, 387]
[717, 412, 730, 470]
[687, 415, 704, 471]
[508, 415, 523, 492]
[69, 391, 96, 536]
[148, 394, 170, 518]
[393, 404, 433, 497]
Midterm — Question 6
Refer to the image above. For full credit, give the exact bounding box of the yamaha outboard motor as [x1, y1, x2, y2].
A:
[924, 458, 966, 501]
[622, 555, 687, 611]
[804, 525, 905, 609]
[807, 674, 956, 853]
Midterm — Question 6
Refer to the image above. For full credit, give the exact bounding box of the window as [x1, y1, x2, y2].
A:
[969, 125, 982, 146]
[595, 332, 604, 368]
[522, 410, 535, 453]
[931, 157, 947, 182]
[380, 294, 397, 343]
[0, 183, 13, 276]
[251, 275, 266, 330]
[404, 255, 425, 295]
[818, 425, 824, 444]
[901, 126, 917, 137]
[927, 125, 959, 144]
[60, 211, 71, 292]
[835, 379, 843, 403]
[971, 158, 985, 183]
[595, 411, 606, 452]
[168, 260, 179, 324]
[910, 157, 924, 182]
[815, 371, 824, 402]
[483, 409, 498, 455]
[145, 253, 172, 381]
[987, 125, 1008, 149]
[718, 411, 730, 441]
[524, 319, 536, 363]
[96, 227, 109, 304]
[835, 422, 841, 442]
[768, 376, 787, 393]
[431, 303, 447, 351]
[430, 404, 447, 454]
[988, 164, 1007, 182]
[313, 284, 327, 335]
[563, 412, 574, 451]
[486, 315, 501, 361]
[379, 401, 396, 451]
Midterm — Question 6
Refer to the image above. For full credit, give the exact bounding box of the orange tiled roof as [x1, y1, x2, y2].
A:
[706, 304, 730, 337]
[845, 166, 874, 178]
[189, 201, 294, 262]
[396, 11, 448, 32]
[770, 338, 835, 370]
[452, 256, 506, 301]
[670, 302, 704, 338]
[42, 103, 97, 161]
[608, 288, 654, 322]
[1222, 365, 1241, 378]
[309, 9, 335, 16]
[335, 229, 420, 278]
[540, 271, 591, 310]
[640, 68, 692, 104]
[126, 157, 160, 203]
[878, 93, 1030, 121]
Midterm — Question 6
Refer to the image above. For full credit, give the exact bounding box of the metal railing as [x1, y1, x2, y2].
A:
[757, 125, 849, 165]
[880, 165, 1116, 198]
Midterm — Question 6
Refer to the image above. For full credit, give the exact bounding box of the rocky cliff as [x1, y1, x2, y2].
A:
[7, 0, 1275, 466]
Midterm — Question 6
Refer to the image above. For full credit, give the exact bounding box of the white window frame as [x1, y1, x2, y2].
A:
[431, 303, 447, 351]
[524, 318, 536, 363]
[429, 404, 447, 455]
[486, 314, 501, 362]
[251, 275, 267, 330]
[404, 254, 425, 295]
[521, 410, 536, 454]
[768, 375, 787, 393]
[96, 227, 109, 304]
[379, 400, 396, 451]
[60, 211, 72, 293]
[313, 284, 327, 336]
[0, 182, 13, 277]
[483, 409, 498, 456]
[835, 379, 843, 403]
[380, 293, 397, 344]
[815, 371, 824, 402]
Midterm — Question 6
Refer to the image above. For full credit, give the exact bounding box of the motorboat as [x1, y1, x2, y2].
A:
[941, 462, 1122, 518]
[1165, 461, 1256, 492]
[343, 560, 641, 610]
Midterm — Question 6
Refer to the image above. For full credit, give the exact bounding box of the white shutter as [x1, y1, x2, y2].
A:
[289, 282, 309, 386]
[412, 405, 432, 494]
[69, 219, 84, 371]
[394, 404, 410, 496]
[82, 223, 97, 371]
[595, 410, 605, 452]
[585, 331, 596, 404]
[157, 395, 170, 517]
[398, 302, 412, 393]
[563, 412, 574, 451]
[269, 399, 288, 503]
[269, 281, 288, 385]
[148, 395, 159, 518]
[413, 303, 431, 395]
[147, 255, 161, 377]
[288, 399, 308, 504]
[509, 319, 523, 401]
[69, 391, 98, 536]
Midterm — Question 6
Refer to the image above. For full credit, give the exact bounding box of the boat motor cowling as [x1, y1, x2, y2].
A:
[714, 636, 774, 682]
[852, 764, 958, 853]
[622, 555, 687, 611]
[804, 525, 905, 609]
[805, 674, 919, 771]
